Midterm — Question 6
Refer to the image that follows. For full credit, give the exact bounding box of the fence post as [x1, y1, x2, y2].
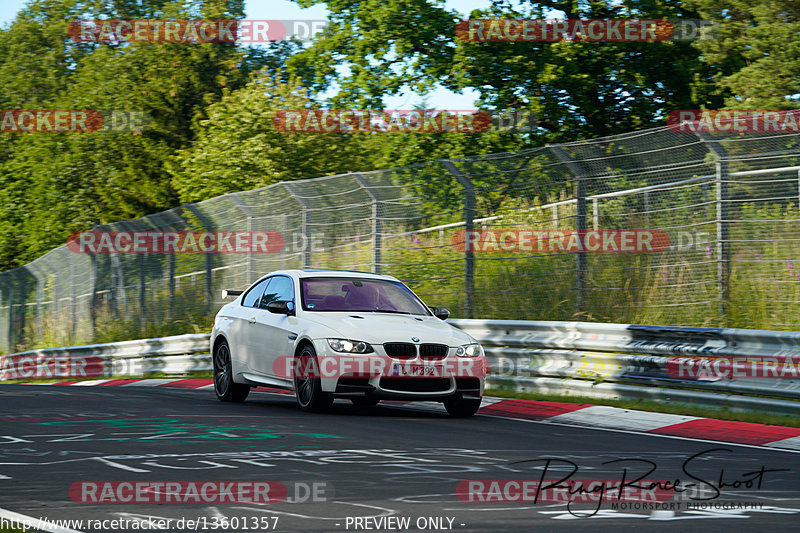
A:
[183, 206, 216, 314]
[35, 267, 44, 337]
[696, 132, 730, 322]
[89, 254, 97, 338]
[70, 254, 77, 342]
[118, 220, 147, 328]
[440, 160, 474, 319]
[168, 252, 175, 318]
[229, 193, 257, 284]
[283, 183, 311, 268]
[7, 273, 15, 350]
[110, 252, 126, 320]
[352, 173, 382, 274]
[138, 253, 146, 329]
[548, 144, 587, 318]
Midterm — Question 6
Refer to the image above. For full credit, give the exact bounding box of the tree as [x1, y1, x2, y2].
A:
[169, 71, 370, 202]
[287, 0, 723, 140]
[686, 0, 800, 109]
[0, 0, 269, 268]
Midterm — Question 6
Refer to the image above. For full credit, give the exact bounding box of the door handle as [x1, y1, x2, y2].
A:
[248, 316, 256, 324]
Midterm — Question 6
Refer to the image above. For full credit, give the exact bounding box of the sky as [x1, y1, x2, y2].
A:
[0, 0, 496, 109]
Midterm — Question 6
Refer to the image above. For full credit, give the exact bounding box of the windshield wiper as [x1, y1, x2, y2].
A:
[369, 309, 413, 314]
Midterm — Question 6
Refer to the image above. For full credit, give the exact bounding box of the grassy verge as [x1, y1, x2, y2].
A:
[485, 387, 800, 428]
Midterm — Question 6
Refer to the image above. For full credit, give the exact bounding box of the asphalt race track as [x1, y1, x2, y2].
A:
[1, 384, 799, 532]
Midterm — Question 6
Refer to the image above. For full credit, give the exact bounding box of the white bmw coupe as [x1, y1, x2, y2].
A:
[211, 269, 486, 416]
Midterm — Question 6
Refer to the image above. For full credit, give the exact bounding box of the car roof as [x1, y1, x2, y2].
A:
[263, 269, 400, 282]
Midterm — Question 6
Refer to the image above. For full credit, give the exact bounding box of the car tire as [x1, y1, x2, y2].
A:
[444, 396, 482, 417]
[350, 397, 380, 407]
[213, 339, 250, 402]
[294, 345, 334, 412]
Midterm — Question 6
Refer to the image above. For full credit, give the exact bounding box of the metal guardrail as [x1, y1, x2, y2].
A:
[2, 321, 799, 414]
[449, 319, 800, 414]
[0, 334, 211, 380]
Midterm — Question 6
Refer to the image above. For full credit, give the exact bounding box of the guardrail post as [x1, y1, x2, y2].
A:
[440, 160, 474, 318]
[548, 145, 587, 318]
[283, 183, 311, 268]
[352, 173, 382, 274]
[697, 132, 730, 322]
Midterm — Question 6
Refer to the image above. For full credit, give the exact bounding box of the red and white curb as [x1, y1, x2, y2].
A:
[25, 378, 800, 452]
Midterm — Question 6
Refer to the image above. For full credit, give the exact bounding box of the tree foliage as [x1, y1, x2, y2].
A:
[169, 72, 370, 202]
[287, 0, 725, 140]
[686, 0, 800, 108]
[1, 0, 799, 271]
[0, 0, 265, 266]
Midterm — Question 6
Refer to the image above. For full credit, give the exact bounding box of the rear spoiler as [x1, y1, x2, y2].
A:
[221, 289, 243, 299]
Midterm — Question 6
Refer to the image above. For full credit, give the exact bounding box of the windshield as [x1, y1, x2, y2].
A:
[300, 277, 431, 315]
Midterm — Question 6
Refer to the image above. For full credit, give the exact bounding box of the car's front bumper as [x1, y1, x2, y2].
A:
[311, 340, 486, 400]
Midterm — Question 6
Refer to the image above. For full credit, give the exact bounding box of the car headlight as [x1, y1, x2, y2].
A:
[456, 343, 483, 357]
[327, 338, 374, 354]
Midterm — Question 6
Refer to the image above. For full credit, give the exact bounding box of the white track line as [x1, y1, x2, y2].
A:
[480, 413, 800, 455]
[71, 380, 111, 386]
[546, 405, 700, 432]
[120, 379, 177, 387]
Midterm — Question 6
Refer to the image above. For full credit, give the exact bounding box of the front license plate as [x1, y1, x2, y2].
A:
[393, 363, 438, 376]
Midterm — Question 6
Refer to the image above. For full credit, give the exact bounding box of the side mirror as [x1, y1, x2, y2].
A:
[222, 289, 243, 299]
[430, 306, 450, 320]
[267, 300, 295, 316]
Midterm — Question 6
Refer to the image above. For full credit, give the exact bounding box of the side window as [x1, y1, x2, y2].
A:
[241, 277, 271, 308]
[258, 276, 294, 309]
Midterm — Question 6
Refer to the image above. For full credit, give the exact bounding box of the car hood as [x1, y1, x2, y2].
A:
[300, 312, 474, 346]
